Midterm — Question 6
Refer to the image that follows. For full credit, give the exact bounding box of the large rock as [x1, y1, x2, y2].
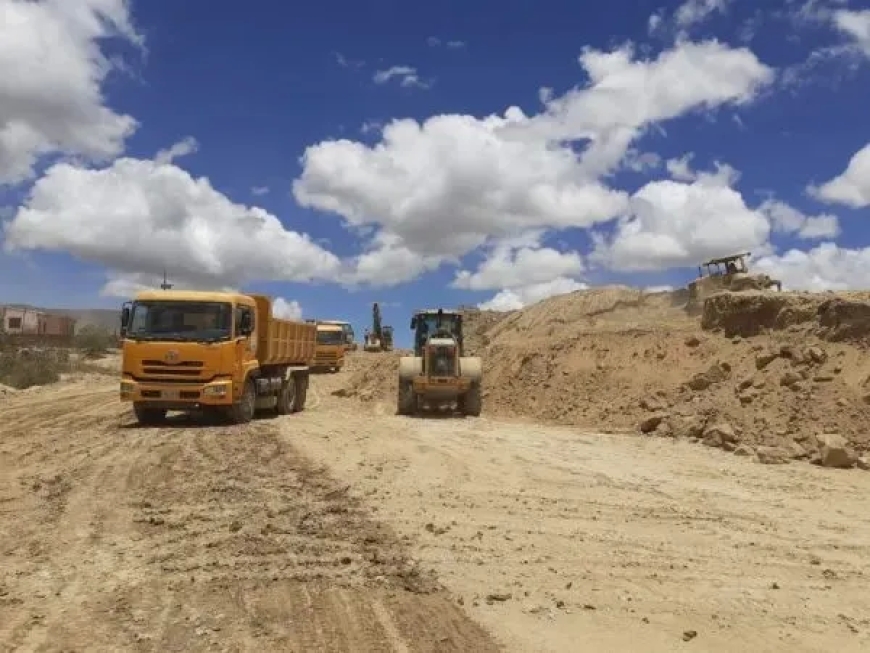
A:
[702, 422, 738, 448]
[756, 446, 790, 465]
[814, 433, 858, 469]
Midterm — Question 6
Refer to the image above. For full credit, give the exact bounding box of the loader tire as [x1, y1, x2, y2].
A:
[396, 381, 417, 416]
[462, 384, 482, 417]
[133, 403, 166, 426]
[227, 378, 256, 424]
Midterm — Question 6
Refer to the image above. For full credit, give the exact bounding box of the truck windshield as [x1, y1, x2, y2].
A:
[127, 301, 233, 342]
[317, 330, 344, 345]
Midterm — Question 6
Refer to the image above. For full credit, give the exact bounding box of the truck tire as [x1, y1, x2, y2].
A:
[462, 384, 482, 417]
[227, 378, 256, 424]
[276, 377, 296, 415]
[292, 373, 308, 412]
[133, 403, 166, 425]
[396, 381, 417, 416]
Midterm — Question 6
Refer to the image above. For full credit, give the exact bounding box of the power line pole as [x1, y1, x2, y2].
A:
[160, 269, 173, 290]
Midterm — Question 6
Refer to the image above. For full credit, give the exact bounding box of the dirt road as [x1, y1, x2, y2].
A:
[2, 367, 870, 652]
[0, 377, 498, 652]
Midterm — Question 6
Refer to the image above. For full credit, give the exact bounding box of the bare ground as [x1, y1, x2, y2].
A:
[2, 357, 870, 652]
[0, 375, 497, 653]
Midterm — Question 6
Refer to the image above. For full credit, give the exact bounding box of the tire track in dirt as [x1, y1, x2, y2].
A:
[0, 378, 501, 652]
[287, 376, 870, 653]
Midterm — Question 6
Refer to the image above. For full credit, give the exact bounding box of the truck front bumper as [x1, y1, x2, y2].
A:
[119, 379, 235, 408]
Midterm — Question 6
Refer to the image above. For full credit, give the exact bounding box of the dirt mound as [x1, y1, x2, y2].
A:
[335, 286, 870, 467]
[333, 351, 403, 403]
[475, 285, 692, 344]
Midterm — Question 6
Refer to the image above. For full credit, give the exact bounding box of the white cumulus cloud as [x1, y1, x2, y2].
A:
[293, 39, 773, 289]
[833, 9, 870, 57]
[755, 242, 870, 291]
[590, 164, 772, 271]
[272, 297, 303, 320]
[479, 278, 588, 311]
[808, 142, 870, 208]
[0, 0, 141, 185]
[759, 199, 840, 239]
[3, 157, 342, 294]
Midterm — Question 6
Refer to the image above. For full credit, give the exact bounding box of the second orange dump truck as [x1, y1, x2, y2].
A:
[313, 322, 346, 373]
[119, 290, 315, 425]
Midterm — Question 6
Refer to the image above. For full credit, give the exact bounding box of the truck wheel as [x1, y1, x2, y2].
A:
[292, 374, 308, 412]
[133, 403, 166, 425]
[228, 379, 256, 424]
[276, 377, 296, 415]
[462, 384, 482, 417]
[396, 382, 417, 416]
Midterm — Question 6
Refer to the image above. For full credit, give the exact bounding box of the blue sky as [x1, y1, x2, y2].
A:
[1, 0, 869, 347]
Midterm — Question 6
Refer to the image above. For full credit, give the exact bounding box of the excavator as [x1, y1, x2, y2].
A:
[363, 302, 393, 352]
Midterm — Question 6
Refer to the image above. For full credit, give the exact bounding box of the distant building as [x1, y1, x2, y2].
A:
[0, 306, 76, 336]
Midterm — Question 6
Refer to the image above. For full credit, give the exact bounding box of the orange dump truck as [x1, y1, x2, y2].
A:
[313, 322, 346, 372]
[119, 290, 315, 425]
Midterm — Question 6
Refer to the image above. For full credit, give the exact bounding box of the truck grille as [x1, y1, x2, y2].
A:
[140, 359, 206, 381]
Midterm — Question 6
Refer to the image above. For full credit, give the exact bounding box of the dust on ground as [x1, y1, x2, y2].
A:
[338, 286, 870, 467]
[0, 377, 498, 652]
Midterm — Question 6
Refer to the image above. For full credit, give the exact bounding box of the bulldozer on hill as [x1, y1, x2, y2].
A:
[686, 252, 782, 313]
[396, 308, 482, 417]
[363, 302, 393, 352]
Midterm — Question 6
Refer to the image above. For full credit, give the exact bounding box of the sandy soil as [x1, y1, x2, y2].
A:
[0, 374, 497, 653]
[2, 356, 870, 652]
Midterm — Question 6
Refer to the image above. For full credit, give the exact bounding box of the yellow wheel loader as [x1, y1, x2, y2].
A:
[396, 308, 483, 417]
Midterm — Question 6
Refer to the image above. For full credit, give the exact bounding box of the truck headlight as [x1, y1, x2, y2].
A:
[120, 381, 135, 394]
[203, 382, 230, 396]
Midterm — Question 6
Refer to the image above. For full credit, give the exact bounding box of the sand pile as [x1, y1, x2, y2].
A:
[335, 286, 870, 467]
[332, 351, 403, 402]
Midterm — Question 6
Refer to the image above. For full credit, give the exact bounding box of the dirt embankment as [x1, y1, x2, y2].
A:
[336, 287, 870, 468]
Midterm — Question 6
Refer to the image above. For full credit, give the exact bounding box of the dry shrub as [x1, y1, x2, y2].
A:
[74, 325, 115, 359]
[0, 348, 64, 389]
[0, 346, 113, 390]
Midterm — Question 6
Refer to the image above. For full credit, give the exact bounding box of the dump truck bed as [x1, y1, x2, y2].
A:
[251, 295, 316, 366]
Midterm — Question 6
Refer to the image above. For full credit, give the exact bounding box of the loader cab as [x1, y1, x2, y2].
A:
[410, 309, 464, 357]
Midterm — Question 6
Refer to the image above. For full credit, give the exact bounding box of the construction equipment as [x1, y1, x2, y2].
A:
[363, 302, 393, 352]
[686, 252, 782, 313]
[119, 290, 314, 425]
[396, 308, 482, 417]
[381, 325, 394, 351]
[313, 322, 346, 373]
[315, 319, 357, 351]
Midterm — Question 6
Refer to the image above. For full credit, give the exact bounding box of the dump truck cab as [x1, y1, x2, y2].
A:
[396, 308, 482, 416]
[119, 290, 314, 425]
[313, 322, 346, 372]
[317, 320, 356, 351]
